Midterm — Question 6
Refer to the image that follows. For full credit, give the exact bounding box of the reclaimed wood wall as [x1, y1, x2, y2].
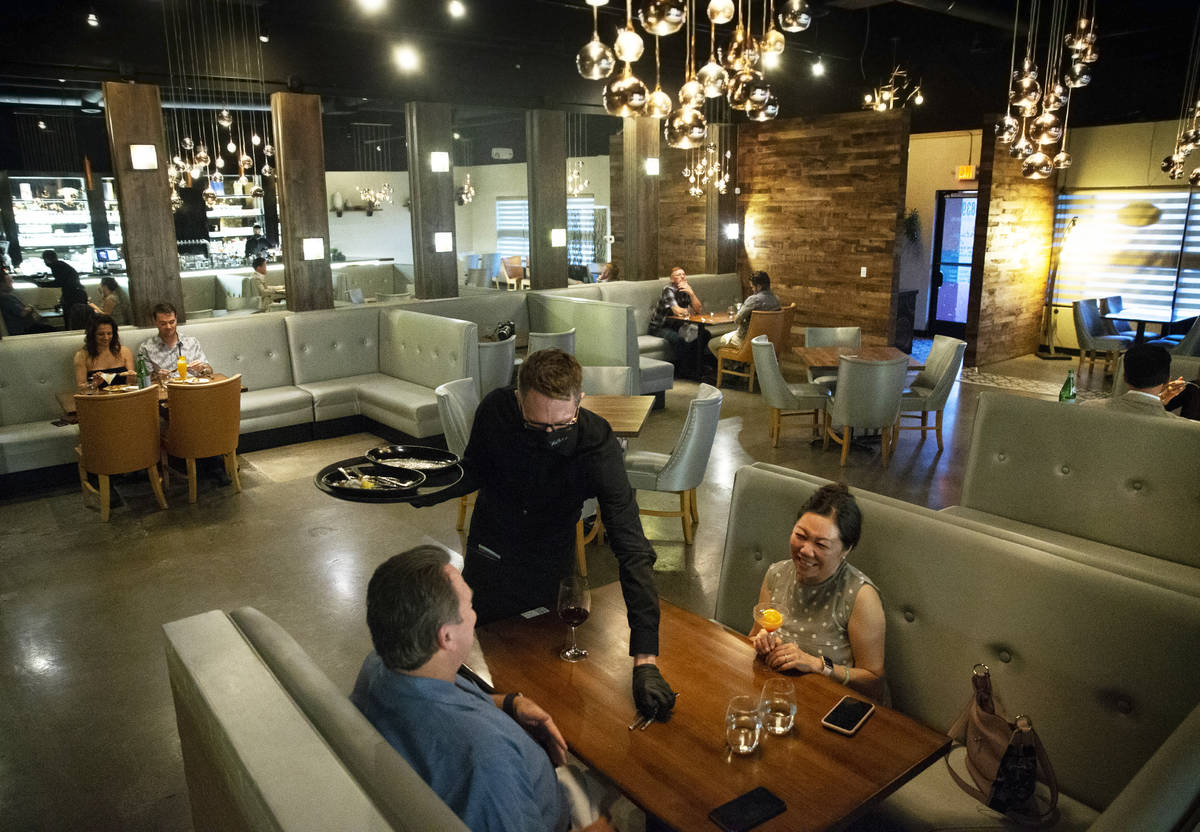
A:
[657, 145, 708, 277]
[965, 132, 1055, 366]
[736, 110, 910, 345]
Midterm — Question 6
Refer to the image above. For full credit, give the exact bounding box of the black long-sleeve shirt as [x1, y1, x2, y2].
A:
[434, 387, 662, 656]
[36, 260, 88, 310]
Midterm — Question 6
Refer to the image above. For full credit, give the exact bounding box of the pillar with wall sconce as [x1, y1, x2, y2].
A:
[622, 117, 660, 281]
[526, 109, 568, 289]
[270, 91, 334, 311]
[102, 81, 184, 326]
[644, 157, 660, 176]
[405, 101, 458, 298]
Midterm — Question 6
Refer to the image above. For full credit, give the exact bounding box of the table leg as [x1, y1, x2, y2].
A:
[1134, 321, 1147, 344]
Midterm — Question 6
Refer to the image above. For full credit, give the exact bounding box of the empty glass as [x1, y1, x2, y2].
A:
[725, 695, 762, 755]
[760, 678, 797, 736]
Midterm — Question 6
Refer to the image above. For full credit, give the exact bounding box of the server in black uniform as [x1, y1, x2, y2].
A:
[244, 224, 270, 260]
[36, 250, 90, 329]
[413, 348, 677, 720]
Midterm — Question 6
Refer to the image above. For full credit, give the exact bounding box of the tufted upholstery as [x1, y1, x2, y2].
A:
[626, 384, 722, 494]
[200, 316, 314, 432]
[283, 308, 381, 421]
[715, 462, 1200, 822]
[955, 391, 1200, 568]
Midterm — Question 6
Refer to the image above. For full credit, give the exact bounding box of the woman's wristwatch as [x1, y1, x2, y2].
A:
[821, 655, 835, 677]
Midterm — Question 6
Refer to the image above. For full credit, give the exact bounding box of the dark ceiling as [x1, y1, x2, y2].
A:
[1, 0, 1197, 171]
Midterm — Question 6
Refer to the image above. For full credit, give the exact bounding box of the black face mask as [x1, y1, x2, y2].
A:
[541, 424, 579, 456]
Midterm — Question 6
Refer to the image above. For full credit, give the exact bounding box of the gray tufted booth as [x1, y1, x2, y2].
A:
[941, 391, 1200, 595]
[715, 462, 1200, 831]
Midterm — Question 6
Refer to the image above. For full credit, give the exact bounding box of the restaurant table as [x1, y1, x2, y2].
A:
[792, 345, 925, 371]
[1105, 306, 1198, 344]
[580, 394, 655, 438]
[667, 311, 736, 379]
[56, 374, 237, 422]
[475, 583, 950, 832]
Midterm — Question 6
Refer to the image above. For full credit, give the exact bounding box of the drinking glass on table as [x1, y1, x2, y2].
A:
[760, 678, 797, 736]
[725, 695, 762, 756]
[557, 575, 591, 662]
[753, 602, 784, 650]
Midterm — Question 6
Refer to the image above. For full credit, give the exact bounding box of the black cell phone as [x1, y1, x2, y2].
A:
[820, 695, 876, 736]
[708, 786, 786, 832]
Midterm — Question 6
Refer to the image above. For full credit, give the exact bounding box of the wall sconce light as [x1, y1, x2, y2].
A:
[434, 232, 454, 252]
[550, 228, 567, 247]
[644, 157, 660, 176]
[724, 223, 740, 240]
[430, 151, 450, 172]
[302, 237, 325, 261]
[129, 144, 158, 170]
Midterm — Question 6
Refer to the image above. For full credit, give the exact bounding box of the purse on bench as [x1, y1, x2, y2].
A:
[946, 663, 1059, 826]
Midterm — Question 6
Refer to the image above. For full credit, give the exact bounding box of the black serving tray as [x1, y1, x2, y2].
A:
[365, 444, 459, 472]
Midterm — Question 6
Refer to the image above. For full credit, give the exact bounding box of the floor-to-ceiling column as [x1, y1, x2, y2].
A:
[526, 110, 568, 289]
[405, 102, 458, 299]
[102, 81, 182, 325]
[270, 91, 333, 311]
[622, 117, 660, 282]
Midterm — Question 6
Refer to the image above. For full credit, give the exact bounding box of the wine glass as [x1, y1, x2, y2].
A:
[759, 678, 797, 736]
[557, 576, 591, 662]
[753, 603, 784, 635]
[725, 695, 762, 755]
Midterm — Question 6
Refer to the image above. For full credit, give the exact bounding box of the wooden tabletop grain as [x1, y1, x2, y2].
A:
[668, 311, 737, 326]
[793, 345, 925, 370]
[476, 583, 949, 831]
[581, 395, 655, 437]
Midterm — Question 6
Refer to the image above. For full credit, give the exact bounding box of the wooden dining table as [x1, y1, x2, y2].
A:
[475, 583, 949, 832]
[580, 394, 655, 438]
[793, 345, 925, 371]
[56, 374, 237, 421]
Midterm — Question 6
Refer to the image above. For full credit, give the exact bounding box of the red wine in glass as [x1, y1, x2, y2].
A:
[557, 576, 591, 662]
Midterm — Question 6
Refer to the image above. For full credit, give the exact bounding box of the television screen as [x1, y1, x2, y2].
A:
[95, 248, 120, 262]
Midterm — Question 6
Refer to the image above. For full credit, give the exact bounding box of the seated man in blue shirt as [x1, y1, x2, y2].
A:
[352, 545, 615, 832]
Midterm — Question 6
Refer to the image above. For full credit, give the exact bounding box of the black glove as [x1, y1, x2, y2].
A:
[407, 493, 442, 508]
[632, 664, 677, 720]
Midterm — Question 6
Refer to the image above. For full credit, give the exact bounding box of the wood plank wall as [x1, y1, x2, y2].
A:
[736, 110, 910, 345]
[657, 146, 708, 277]
[965, 133, 1055, 366]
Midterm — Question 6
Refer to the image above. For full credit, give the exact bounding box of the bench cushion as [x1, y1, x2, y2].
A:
[356, 374, 442, 438]
[0, 421, 80, 474]
[295, 376, 375, 422]
[638, 357, 675, 396]
[638, 333, 670, 359]
[285, 308, 381, 384]
[239, 388, 315, 434]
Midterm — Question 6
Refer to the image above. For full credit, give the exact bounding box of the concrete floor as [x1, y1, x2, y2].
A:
[0, 348, 1098, 831]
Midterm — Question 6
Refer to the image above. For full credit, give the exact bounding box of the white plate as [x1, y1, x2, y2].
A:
[184, 377, 212, 384]
[117, 385, 140, 392]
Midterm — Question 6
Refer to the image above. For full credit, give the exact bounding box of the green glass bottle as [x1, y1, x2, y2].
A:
[1058, 369, 1076, 403]
[136, 355, 150, 389]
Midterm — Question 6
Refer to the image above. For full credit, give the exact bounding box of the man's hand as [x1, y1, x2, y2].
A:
[632, 663, 676, 720]
[510, 695, 568, 765]
[1160, 376, 1187, 405]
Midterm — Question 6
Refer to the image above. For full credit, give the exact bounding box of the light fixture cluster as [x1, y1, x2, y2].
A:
[862, 67, 923, 112]
[1162, 11, 1200, 184]
[577, 0, 811, 149]
[683, 134, 732, 198]
[996, 0, 1099, 180]
[357, 183, 394, 215]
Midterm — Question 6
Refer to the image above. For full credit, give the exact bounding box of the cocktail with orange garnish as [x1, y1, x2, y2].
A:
[753, 603, 783, 633]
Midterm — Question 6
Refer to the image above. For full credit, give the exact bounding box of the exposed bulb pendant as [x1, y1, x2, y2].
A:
[578, 4, 617, 79]
[615, 1, 644, 62]
[638, 0, 686, 37]
[776, 0, 811, 32]
[647, 37, 674, 119]
[699, 14, 729, 97]
[604, 63, 649, 117]
[707, 0, 734, 25]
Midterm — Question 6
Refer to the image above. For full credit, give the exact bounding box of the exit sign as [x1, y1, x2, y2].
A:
[957, 165, 978, 181]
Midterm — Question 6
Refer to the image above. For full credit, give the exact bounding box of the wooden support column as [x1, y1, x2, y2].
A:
[622, 117, 660, 282]
[707, 123, 738, 274]
[270, 92, 333, 311]
[405, 102, 458, 299]
[102, 81, 182, 326]
[526, 110, 568, 289]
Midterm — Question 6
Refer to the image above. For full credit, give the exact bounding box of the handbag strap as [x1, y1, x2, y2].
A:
[944, 699, 989, 805]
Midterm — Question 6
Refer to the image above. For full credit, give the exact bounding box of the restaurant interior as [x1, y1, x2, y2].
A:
[1, 1, 1199, 830]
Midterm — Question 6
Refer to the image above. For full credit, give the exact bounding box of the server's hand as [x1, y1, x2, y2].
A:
[632, 664, 677, 720]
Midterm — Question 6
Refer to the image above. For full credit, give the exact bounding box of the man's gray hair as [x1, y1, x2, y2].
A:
[366, 545, 462, 671]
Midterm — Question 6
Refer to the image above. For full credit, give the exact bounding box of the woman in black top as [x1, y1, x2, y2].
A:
[73, 314, 135, 389]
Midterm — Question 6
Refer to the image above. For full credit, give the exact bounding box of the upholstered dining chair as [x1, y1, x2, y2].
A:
[624, 384, 723, 544]
[76, 385, 168, 522]
[477, 337, 517, 398]
[1073, 299, 1133, 375]
[500, 256, 529, 291]
[715, 305, 795, 392]
[823, 356, 908, 467]
[897, 334, 966, 452]
[1100, 296, 1134, 336]
[527, 328, 576, 355]
[435, 378, 479, 532]
[1168, 316, 1200, 356]
[804, 326, 862, 386]
[163, 374, 243, 504]
[751, 335, 830, 447]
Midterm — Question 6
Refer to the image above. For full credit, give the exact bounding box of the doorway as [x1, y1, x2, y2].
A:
[928, 190, 977, 338]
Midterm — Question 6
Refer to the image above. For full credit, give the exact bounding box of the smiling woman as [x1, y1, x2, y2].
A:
[748, 482, 888, 702]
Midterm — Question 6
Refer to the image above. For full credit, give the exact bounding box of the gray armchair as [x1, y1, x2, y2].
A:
[477, 337, 516, 398]
[824, 355, 909, 467]
[1169, 316, 1200, 356]
[435, 378, 479, 531]
[527, 328, 576, 355]
[897, 335, 966, 452]
[1073, 298, 1132, 375]
[804, 326, 861, 385]
[582, 366, 635, 396]
[624, 384, 723, 544]
[751, 335, 829, 447]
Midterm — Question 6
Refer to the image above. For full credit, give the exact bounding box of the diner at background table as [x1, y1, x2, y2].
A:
[750, 482, 887, 703]
[648, 266, 709, 376]
[0, 267, 57, 335]
[73, 313, 135, 389]
[88, 275, 133, 325]
[136, 301, 212, 381]
[709, 270, 781, 358]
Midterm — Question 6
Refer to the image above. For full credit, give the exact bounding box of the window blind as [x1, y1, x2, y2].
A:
[567, 196, 595, 265]
[495, 198, 529, 259]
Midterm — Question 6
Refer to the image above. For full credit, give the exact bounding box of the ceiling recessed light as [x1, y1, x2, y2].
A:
[453, 131, 461, 140]
[448, 0, 466, 18]
[393, 44, 420, 72]
[86, 9, 100, 27]
[358, 0, 386, 13]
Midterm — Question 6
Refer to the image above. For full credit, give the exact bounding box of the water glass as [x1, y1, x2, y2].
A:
[727, 304, 735, 316]
[725, 695, 762, 756]
[760, 679, 797, 736]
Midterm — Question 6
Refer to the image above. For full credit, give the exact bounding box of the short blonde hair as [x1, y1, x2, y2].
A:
[518, 348, 582, 401]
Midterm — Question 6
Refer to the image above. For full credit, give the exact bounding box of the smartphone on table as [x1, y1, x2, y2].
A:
[821, 695, 875, 736]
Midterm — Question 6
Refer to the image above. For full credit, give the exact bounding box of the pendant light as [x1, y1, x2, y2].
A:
[578, 3, 616, 80]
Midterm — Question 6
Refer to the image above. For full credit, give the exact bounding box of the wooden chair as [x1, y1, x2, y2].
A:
[499, 256, 529, 291]
[163, 374, 243, 504]
[76, 385, 168, 522]
[715, 304, 796, 392]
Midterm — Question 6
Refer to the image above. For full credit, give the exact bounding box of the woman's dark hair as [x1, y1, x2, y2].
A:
[100, 276, 119, 292]
[798, 482, 862, 550]
[84, 314, 121, 358]
[751, 270, 771, 290]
